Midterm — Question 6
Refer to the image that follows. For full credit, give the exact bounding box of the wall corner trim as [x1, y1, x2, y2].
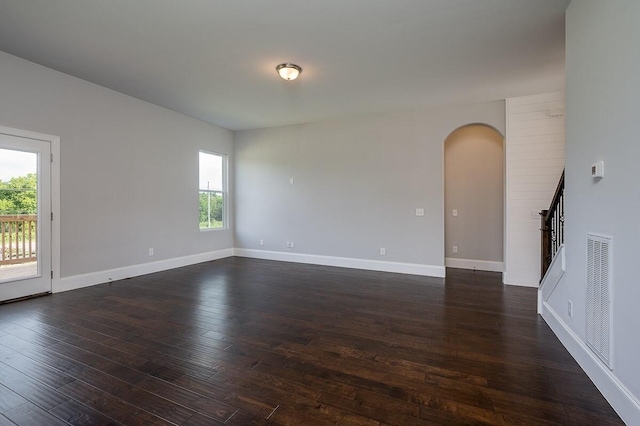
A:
[542, 302, 640, 425]
[233, 249, 446, 278]
[58, 248, 234, 293]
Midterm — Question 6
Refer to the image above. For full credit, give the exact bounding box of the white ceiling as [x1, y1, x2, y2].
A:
[0, 0, 570, 131]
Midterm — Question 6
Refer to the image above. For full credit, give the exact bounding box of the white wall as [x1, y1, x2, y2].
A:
[444, 125, 504, 270]
[0, 51, 234, 285]
[541, 1, 640, 423]
[234, 102, 505, 275]
[504, 92, 565, 287]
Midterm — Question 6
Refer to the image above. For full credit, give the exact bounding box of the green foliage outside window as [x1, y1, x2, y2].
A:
[199, 191, 223, 229]
[0, 174, 37, 246]
[0, 173, 37, 215]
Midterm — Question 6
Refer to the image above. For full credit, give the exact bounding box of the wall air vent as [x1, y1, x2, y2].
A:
[585, 233, 613, 369]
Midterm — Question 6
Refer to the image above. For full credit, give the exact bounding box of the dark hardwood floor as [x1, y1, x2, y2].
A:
[0, 257, 623, 425]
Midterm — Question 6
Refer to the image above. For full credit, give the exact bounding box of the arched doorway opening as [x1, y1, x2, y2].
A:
[444, 124, 504, 272]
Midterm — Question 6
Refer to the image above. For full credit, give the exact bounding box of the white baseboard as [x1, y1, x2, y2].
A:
[445, 257, 503, 272]
[234, 249, 446, 278]
[58, 248, 445, 293]
[58, 248, 234, 293]
[542, 302, 640, 425]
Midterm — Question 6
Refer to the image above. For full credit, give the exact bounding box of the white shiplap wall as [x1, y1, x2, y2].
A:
[504, 92, 565, 287]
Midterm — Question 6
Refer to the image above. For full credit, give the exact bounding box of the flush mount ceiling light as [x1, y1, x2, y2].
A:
[276, 63, 302, 81]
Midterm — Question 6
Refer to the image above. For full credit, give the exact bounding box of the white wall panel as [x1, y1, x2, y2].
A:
[504, 92, 565, 287]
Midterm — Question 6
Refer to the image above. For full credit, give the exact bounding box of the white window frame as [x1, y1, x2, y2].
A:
[199, 150, 227, 231]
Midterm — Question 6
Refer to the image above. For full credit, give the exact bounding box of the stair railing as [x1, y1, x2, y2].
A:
[540, 170, 565, 281]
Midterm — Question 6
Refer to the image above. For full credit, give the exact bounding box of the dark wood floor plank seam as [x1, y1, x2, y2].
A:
[0, 337, 197, 425]
[14, 309, 228, 380]
[29, 305, 249, 374]
[0, 323, 275, 422]
[35, 302, 302, 390]
[1, 353, 176, 426]
[0, 334, 238, 425]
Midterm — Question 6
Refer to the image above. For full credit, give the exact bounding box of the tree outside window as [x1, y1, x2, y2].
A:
[199, 151, 226, 229]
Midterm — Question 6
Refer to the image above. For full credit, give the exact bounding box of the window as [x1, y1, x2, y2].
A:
[199, 151, 226, 230]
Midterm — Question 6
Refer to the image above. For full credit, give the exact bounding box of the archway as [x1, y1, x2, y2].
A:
[444, 124, 504, 272]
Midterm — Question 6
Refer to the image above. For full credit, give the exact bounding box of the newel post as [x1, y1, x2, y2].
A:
[540, 210, 550, 281]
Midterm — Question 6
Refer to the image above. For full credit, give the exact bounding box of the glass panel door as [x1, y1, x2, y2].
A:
[0, 134, 51, 301]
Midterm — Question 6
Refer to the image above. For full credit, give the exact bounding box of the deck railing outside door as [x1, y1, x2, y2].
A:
[0, 215, 37, 265]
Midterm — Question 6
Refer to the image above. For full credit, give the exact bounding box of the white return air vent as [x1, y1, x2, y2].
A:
[586, 233, 613, 369]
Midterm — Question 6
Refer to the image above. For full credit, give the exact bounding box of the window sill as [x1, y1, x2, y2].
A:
[199, 227, 227, 232]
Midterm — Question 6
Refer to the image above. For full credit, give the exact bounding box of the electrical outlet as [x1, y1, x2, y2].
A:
[259, 239, 264, 246]
[286, 242, 291, 248]
[453, 209, 458, 217]
[286, 242, 295, 248]
[148, 248, 154, 256]
[380, 248, 386, 256]
[291, 241, 295, 248]
[452, 246, 458, 253]
[289, 177, 294, 184]
[568, 300, 573, 317]
[415, 208, 425, 216]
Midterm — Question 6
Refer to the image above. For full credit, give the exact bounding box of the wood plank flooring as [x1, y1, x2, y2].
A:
[0, 257, 623, 425]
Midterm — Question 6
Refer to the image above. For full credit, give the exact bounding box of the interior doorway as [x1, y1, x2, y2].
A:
[444, 124, 504, 272]
[0, 128, 57, 302]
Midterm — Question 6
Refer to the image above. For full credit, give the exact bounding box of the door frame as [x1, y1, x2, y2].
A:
[441, 123, 506, 276]
[0, 125, 60, 293]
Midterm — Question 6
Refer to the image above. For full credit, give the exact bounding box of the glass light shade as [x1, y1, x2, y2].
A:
[276, 63, 302, 80]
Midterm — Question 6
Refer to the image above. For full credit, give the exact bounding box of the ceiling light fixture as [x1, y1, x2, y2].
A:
[276, 63, 302, 81]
